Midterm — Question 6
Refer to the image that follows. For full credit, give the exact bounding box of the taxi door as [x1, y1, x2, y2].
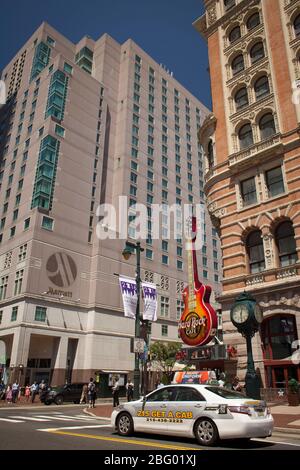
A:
[134, 387, 176, 434]
[167, 386, 206, 436]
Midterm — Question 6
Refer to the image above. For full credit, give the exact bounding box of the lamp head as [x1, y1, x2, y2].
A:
[122, 247, 132, 261]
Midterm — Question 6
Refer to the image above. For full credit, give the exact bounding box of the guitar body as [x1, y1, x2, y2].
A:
[178, 216, 218, 347]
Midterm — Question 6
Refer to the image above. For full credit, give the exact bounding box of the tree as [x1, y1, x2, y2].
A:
[150, 341, 182, 384]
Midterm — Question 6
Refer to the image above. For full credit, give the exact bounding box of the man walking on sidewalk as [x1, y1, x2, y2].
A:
[112, 376, 120, 407]
[12, 381, 19, 403]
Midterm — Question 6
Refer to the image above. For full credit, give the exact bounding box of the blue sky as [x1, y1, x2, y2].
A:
[0, 0, 211, 108]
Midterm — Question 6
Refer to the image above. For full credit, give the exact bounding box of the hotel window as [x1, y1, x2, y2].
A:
[10, 226, 16, 238]
[246, 230, 265, 273]
[203, 270, 208, 279]
[214, 275, 219, 282]
[231, 54, 244, 76]
[14, 270, 23, 295]
[255, 76, 270, 100]
[55, 124, 65, 137]
[294, 14, 300, 37]
[275, 221, 298, 267]
[250, 42, 265, 64]
[241, 177, 257, 206]
[13, 209, 18, 221]
[213, 250, 218, 259]
[147, 158, 154, 167]
[259, 113, 276, 140]
[46, 36, 55, 46]
[11, 306, 18, 322]
[162, 156, 168, 166]
[35, 306, 47, 322]
[41, 216, 53, 230]
[177, 260, 183, 270]
[162, 240, 168, 252]
[266, 167, 285, 198]
[160, 296, 169, 317]
[239, 123, 253, 149]
[131, 161, 138, 171]
[214, 262, 219, 271]
[0, 276, 8, 300]
[130, 172, 137, 184]
[0, 218, 5, 230]
[131, 148, 138, 158]
[146, 249, 153, 260]
[162, 325, 168, 337]
[176, 299, 184, 320]
[64, 62, 73, 74]
[147, 194, 153, 204]
[247, 12, 260, 30]
[130, 185, 137, 197]
[229, 26, 241, 43]
[162, 254, 169, 265]
[24, 218, 30, 230]
[162, 190, 168, 201]
[162, 167, 168, 176]
[235, 87, 248, 110]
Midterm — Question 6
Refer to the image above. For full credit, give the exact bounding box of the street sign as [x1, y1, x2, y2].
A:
[134, 338, 145, 353]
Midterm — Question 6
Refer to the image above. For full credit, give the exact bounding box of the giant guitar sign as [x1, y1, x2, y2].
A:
[178, 216, 218, 347]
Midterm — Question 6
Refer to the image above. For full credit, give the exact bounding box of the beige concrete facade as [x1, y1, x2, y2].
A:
[0, 22, 222, 388]
[195, 0, 300, 388]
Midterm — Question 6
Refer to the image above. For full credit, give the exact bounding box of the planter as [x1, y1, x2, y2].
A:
[287, 392, 300, 406]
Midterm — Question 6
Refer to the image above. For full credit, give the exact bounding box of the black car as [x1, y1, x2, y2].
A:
[42, 383, 86, 405]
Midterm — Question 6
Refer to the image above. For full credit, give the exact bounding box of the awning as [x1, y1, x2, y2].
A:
[99, 370, 130, 374]
[172, 362, 196, 372]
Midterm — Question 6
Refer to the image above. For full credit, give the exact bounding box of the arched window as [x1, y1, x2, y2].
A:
[250, 42, 265, 64]
[294, 14, 300, 37]
[239, 123, 253, 149]
[235, 87, 249, 110]
[247, 12, 260, 30]
[224, 0, 235, 11]
[207, 140, 214, 169]
[259, 113, 276, 140]
[255, 75, 270, 100]
[231, 54, 244, 76]
[246, 230, 265, 273]
[275, 221, 298, 266]
[229, 26, 241, 43]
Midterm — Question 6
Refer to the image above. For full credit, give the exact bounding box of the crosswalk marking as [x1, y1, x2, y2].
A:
[32, 415, 80, 421]
[0, 418, 25, 423]
[9, 416, 51, 422]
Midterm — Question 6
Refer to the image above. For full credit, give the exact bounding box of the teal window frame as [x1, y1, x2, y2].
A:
[35, 306, 47, 322]
[45, 70, 68, 121]
[30, 42, 51, 82]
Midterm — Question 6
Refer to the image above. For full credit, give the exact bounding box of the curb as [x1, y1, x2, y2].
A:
[274, 427, 300, 436]
[0, 403, 86, 411]
[83, 408, 111, 421]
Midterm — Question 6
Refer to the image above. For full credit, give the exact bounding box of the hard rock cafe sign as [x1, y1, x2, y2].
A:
[178, 217, 218, 347]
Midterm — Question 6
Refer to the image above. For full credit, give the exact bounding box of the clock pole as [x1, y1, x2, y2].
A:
[244, 332, 261, 399]
[230, 292, 262, 400]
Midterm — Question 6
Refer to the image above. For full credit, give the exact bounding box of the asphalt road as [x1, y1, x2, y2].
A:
[0, 405, 300, 451]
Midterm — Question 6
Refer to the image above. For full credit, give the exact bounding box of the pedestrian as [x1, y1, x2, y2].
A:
[12, 381, 19, 403]
[232, 376, 242, 392]
[6, 384, 12, 404]
[87, 378, 96, 409]
[218, 373, 226, 388]
[25, 384, 31, 402]
[31, 381, 39, 403]
[112, 376, 120, 407]
[0, 380, 5, 400]
[156, 379, 164, 389]
[125, 379, 134, 402]
[80, 383, 88, 404]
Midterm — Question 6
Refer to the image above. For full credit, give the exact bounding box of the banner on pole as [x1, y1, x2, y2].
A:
[142, 282, 157, 321]
[119, 276, 138, 319]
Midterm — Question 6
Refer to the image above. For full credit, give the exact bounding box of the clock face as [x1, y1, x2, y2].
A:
[232, 304, 249, 324]
[254, 304, 263, 323]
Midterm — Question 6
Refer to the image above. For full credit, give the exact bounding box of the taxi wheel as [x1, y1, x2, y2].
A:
[117, 412, 133, 436]
[194, 418, 219, 446]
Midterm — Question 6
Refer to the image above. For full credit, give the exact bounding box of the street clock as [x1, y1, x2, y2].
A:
[230, 292, 263, 335]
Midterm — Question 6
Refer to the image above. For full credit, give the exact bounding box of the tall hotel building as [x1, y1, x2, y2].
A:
[195, 0, 300, 389]
[0, 22, 222, 388]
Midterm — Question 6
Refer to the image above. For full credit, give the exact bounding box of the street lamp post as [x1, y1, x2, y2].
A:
[122, 240, 144, 400]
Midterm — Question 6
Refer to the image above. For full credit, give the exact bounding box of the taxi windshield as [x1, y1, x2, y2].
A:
[205, 386, 248, 399]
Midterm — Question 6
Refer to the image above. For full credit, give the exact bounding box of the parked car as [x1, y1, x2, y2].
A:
[41, 382, 86, 405]
[111, 384, 273, 446]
